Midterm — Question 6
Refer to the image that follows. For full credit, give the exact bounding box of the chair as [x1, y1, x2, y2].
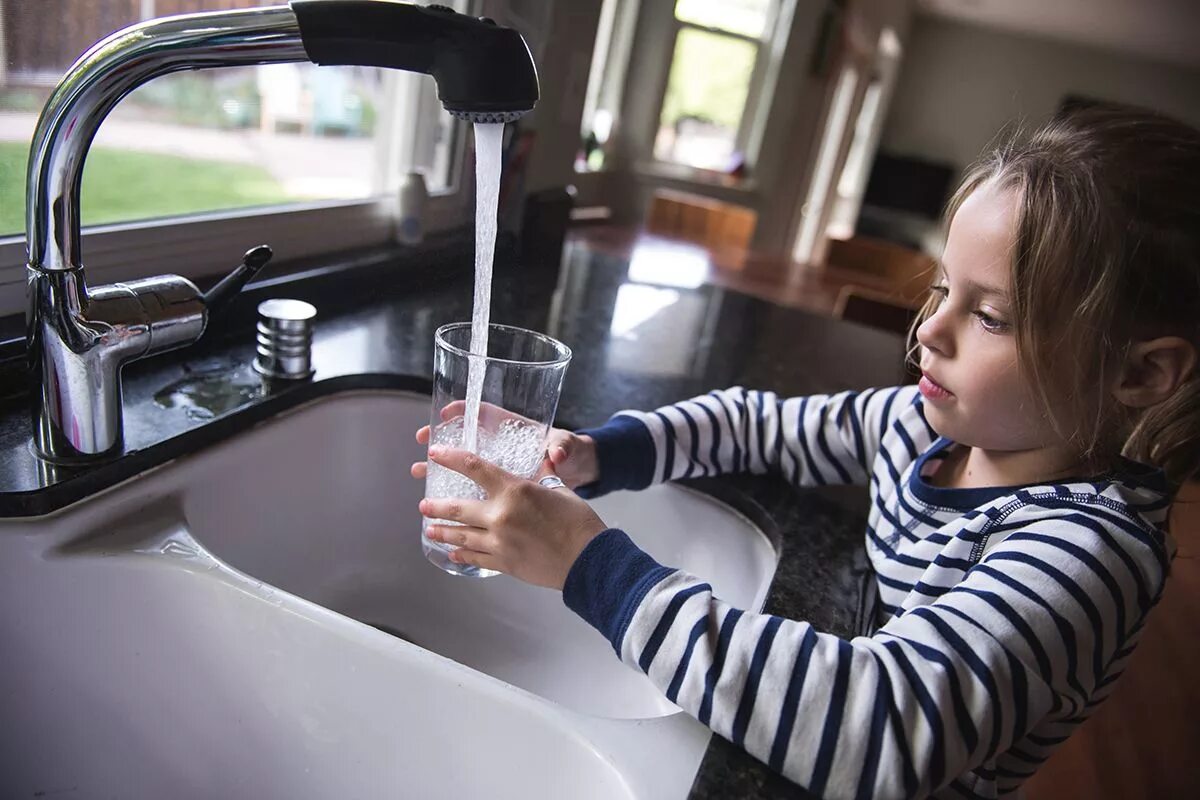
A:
[825, 235, 936, 304]
[645, 189, 757, 254]
[833, 284, 921, 336]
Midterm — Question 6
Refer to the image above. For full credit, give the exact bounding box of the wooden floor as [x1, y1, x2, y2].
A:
[569, 225, 1200, 798]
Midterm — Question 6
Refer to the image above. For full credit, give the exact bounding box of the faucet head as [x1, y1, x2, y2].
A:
[290, 1, 539, 121]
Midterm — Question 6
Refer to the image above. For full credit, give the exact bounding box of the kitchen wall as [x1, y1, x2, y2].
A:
[881, 15, 1200, 173]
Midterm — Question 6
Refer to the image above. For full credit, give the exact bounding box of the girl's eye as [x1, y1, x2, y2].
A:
[974, 311, 1010, 333]
[930, 285, 949, 302]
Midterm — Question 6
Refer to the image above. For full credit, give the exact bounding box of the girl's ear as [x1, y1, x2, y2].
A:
[1113, 337, 1198, 408]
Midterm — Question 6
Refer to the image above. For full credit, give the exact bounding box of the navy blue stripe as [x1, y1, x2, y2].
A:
[698, 608, 743, 726]
[753, 391, 768, 472]
[866, 517, 936, 568]
[880, 638, 948, 793]
[854, 654, 894, 800]
[772, 397, 786, 472]
[1016, 511, 1151, 614]
[911, 396, 937, 436]
[1006, 531, 1127, 641]
[877, 388, 898, 444]
[909, 607, 1005, 760]
[876, 440, 905, 491]
[652, 410, 676, 483]
[997, 497, 1168, 578]
[814, 406, 855, 484]
[679, 405, 703, 478]
[1006, 745, 1048, 764]
[637, 582, 712, 672]
[974, 565, 1088, 709]
[892, 418, 921, 463]
[866, 650, 920, 798]
[810, 639, 854, 796]
[946, 778, 989, 799]
[731, 616, 783, 746]
[957, 587, 1053, 680]
[1007, 645, 1030, 754]
[710, 391, 742, 476]
[936, 603, 1034, 752]
[910, 579, 954, 599]
[874, 568, 916, 594]
[934, 554, 975, 572]
[794, 396, 828, 486]
[768, 626, 818, 772]
[874, 448, 927, 543]
[893, 635, 980, 755]
[734, 397, 750, 473]
[696, 400, 723, 475]
[986, 551, 1105, 683]
[849, 391, 869, 471]
[666, 616, 709, 703]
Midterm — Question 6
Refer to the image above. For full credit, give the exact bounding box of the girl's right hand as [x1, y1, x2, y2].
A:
[543, 429, 599, 489]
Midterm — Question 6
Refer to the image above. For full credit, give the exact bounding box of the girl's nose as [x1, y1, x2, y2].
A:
[916, 306, 952, 358]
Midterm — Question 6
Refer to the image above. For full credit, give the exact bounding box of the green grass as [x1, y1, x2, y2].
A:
[0, 142, 296, 237]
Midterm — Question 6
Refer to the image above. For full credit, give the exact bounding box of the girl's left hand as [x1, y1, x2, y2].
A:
[416, 445, 608, 590]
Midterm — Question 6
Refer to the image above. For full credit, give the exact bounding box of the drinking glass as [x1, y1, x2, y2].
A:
[422, 322, 572, 577]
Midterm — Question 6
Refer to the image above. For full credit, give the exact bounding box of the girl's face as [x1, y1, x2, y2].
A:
[915, 182, 1061, 452]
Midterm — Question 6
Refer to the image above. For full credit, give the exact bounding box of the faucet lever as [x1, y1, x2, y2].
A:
[203, 244, 274, 319]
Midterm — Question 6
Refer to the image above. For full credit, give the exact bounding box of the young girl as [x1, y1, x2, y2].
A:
[414, 105, 1199, 798]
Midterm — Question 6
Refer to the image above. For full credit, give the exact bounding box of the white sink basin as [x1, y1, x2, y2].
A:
[182, 390, 776, 719]
[0, 388, 777, 798]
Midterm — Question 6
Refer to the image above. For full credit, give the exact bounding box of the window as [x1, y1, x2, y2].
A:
[0, 0, 471, 315]
[577, 0, 640, 173]
[654, 0, 781, 172]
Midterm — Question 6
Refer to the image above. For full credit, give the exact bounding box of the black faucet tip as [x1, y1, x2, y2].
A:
[244, 245, 274, 270]
[447, 108, 529, 124]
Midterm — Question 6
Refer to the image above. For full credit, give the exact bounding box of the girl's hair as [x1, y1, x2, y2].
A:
[908, 104, 1200, 488]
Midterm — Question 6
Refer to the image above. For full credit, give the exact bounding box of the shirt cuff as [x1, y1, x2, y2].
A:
[562, 528, 675, 653]
[573, 414, 657, 499]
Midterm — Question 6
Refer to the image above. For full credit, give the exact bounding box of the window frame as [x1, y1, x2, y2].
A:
[652, 0, 783, 171]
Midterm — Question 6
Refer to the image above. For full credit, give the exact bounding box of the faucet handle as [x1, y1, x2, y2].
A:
[203, 245, 273, 320]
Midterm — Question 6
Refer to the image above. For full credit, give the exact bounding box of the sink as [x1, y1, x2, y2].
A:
[0, 388, 777, 798]
[180, 390, 777, 719]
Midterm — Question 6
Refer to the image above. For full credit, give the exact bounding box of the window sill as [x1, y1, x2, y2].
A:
[632, 160, 759, 196]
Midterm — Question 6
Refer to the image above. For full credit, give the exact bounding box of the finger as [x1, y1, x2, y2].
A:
[416, 425, 430, 445]
[448, 546, 504, 573]
[439, 401, 466, 422]
[548, 443, 569, 466]
[532, 460, 569, 488]
[419, 495, 489, 527]
[425, 523, 493, 553]
[427, 446, 509, 495]
[410, 461, 428, 479]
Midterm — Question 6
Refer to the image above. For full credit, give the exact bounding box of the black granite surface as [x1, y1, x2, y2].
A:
[0, 231, 908, 798]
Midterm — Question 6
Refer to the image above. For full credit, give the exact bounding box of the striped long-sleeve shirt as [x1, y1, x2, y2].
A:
[564, 385, 1175, 799]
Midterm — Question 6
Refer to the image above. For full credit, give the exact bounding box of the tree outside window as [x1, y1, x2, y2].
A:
[655, 0, 778, 173]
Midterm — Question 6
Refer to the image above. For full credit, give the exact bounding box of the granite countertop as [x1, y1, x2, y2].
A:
[0, 232, 908, 798]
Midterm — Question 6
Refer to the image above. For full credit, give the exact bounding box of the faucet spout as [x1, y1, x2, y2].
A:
[290, 1, 539, 122]
[24, 1, 539, 462]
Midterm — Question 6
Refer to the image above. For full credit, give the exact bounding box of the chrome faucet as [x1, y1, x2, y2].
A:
[25, 1, 538, 462]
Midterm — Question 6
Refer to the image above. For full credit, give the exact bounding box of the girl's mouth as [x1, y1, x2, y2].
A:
[919, 373, 954, 402]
